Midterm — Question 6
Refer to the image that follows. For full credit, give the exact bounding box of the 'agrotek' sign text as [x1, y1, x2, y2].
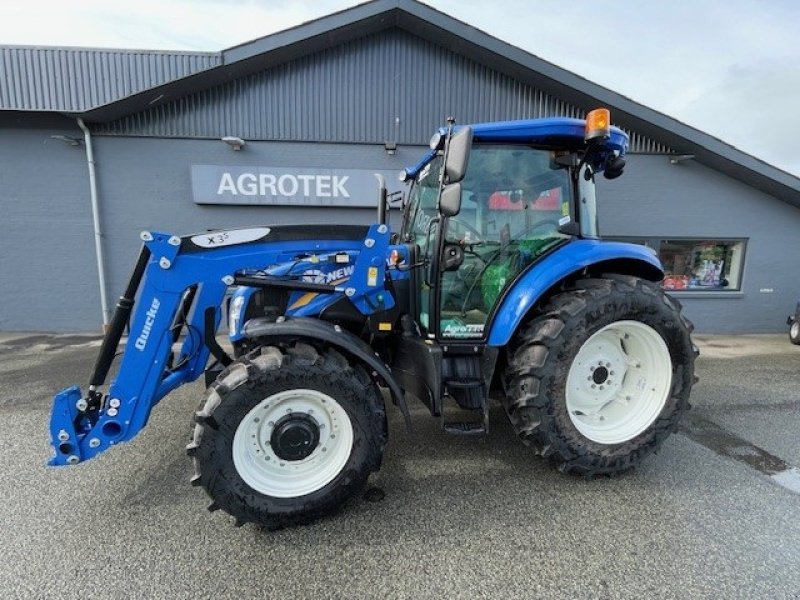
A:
[191, 165, 398, 207]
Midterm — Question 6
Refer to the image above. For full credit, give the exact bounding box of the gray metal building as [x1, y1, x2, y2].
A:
[2, 0, 799, 333]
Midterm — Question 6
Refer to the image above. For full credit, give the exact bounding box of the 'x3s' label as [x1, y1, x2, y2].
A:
[190, 227, 271, 248]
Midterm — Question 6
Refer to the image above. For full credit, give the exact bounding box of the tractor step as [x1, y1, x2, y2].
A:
[443, 420, 487, 435]
[441, 380, 489, 436]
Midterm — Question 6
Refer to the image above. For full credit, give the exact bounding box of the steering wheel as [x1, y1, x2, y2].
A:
[518, 219, 562, 238]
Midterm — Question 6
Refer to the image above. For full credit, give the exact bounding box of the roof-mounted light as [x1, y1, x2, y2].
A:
[585, 108, 611, 142]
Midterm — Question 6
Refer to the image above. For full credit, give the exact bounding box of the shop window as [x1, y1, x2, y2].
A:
[610, 238, 746, 292]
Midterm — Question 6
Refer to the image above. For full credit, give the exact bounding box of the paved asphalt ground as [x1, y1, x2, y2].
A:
[1, 332, 799, 599]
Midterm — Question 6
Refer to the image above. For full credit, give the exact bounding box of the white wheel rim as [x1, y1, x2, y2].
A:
[791, 321, 800, 339]
[232, 389, 354, 498]
[566, 320, 672, 444]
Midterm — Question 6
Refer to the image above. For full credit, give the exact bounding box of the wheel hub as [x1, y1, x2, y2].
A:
[565, 320, 672, 445]
[232, 388, 354, 498]
[592, 365, 609, 385]
[270, 413, 320, 461]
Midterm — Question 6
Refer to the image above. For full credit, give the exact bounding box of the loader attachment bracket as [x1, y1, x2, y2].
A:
[48, 386, 85, 466]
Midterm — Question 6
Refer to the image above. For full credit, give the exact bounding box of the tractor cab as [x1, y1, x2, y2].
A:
[403, 141, 577, 340]
[389, 110, 629, 431]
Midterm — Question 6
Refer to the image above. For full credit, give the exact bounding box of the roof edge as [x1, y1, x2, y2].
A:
[3, 0, 798, 207]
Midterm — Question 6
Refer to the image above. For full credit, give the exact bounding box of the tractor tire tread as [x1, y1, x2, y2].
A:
[503, 275, 695, 477]
[189, 342, 386, 529]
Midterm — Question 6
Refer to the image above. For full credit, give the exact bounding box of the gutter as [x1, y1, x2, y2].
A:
[77, 118, 110, 330]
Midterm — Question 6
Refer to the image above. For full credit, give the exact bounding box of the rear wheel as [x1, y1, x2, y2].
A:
[790, 318, 800, 345]
[503, 275, 695, 476]
[189, 343, 387, 528]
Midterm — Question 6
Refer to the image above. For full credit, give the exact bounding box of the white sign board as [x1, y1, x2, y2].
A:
[191, 165, 400, 207]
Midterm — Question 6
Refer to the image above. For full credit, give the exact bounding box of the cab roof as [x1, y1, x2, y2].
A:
[467, 117, 628, 154]
[405, 117, 628, 179]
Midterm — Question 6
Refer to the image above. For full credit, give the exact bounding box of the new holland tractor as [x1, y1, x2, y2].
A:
[49, 109, 697, 529]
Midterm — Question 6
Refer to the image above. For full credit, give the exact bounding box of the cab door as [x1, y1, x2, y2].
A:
[435, 145, 572, 342]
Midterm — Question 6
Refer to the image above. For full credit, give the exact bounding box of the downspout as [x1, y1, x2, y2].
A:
[77, 118, 110, 330]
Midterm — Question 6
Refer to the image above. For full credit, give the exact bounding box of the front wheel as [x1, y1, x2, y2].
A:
[503, 275, 696, 476]
[189, 343, 387, 528]
[790, 317, 800, 345]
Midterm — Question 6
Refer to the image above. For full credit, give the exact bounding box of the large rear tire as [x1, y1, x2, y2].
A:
[189, 342, 387, 528]
[790, 318, 800, 345]
[503, 275, 695, 476]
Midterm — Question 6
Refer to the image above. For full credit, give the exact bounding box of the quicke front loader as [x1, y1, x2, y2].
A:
[49, 109, 697, 528]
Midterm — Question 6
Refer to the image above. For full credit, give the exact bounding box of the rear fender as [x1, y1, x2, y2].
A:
[487, 240, 664, 347]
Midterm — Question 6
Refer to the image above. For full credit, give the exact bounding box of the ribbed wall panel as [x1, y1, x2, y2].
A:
[96, 30, 671, 153]
[627, 130, 672, 154]
[0, 46, 220, 112]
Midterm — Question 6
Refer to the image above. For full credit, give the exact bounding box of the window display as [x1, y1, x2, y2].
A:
[609, 238, 746, 292]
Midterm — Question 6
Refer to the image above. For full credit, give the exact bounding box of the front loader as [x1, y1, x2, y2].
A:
[49, 109, 697, 528]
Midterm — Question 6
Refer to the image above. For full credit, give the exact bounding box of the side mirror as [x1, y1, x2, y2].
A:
[439, 182, 462, 218]
[444, 127, 472, 183]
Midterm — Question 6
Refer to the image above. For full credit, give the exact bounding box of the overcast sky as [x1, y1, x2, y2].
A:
[2, 0, 799, 176]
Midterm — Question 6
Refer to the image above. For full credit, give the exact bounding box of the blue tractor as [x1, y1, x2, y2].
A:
[49, 109, 696, 528]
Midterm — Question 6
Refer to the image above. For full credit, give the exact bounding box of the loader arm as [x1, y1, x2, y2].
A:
[49, 224, 392, 466]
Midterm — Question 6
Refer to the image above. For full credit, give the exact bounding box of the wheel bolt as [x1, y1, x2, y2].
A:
[254, 417, 260, 423]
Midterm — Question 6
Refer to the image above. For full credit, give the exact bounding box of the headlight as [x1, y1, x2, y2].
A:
[229, 294, 245, 330]
[429, 131, 444, 150]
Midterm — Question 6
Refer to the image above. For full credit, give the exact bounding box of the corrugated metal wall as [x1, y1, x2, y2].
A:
[0, 46, 220, 112]
[95, 30, 671, 153]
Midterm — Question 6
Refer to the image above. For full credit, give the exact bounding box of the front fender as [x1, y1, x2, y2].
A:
[487, 240, 663, 347]
[242, 317, 412, 431]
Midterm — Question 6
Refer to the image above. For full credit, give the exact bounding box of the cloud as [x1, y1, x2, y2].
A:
[0, 0, 798, 175]
[673, 58, 800, 174]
